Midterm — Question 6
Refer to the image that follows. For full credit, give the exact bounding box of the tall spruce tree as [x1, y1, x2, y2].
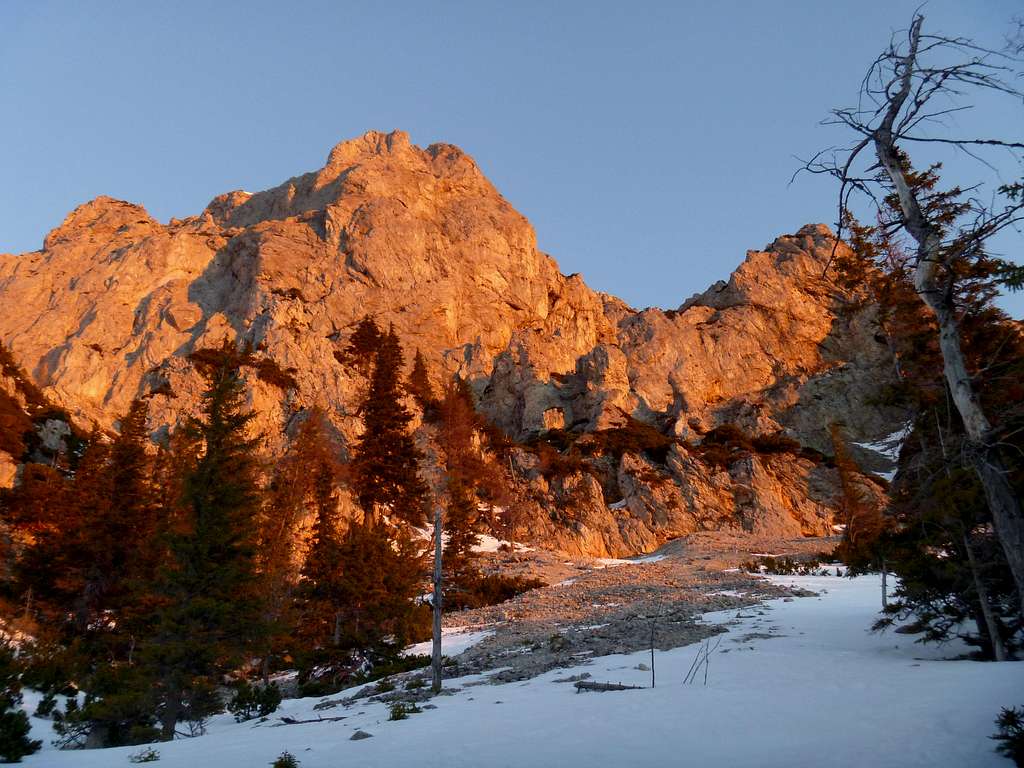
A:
[351, 325, 429, 526]
[259, 411, 338, 679]
[146, 344, 268, 739]
[439, 379, 484, 606]
[297, 454, 345, 649]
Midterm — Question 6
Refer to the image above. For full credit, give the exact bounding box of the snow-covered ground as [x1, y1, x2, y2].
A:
[403, 627, 493, 658]
[21, 574, 1023, 767]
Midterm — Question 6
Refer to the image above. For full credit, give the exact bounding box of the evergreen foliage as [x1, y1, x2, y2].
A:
[993, 706, 1024, 766]
[331, 519, 425, 652]
[407, 350, 438, 417]
[439, 379, 484, 605]
[351, 326, 429, 526]
[0, 642, 40, 762]
[227, 681, 281, 722]
[343, 316, 382, 378]
[146, 342, 269, 739]
[259, 411, 339, 677]
[836, 185, 1024, 660]
[829, 425, 889, 573]
[271, 751, 301, 768]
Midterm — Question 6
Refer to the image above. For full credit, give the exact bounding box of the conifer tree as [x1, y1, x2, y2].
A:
[439, 379, 484, 605]
[259, 411, 338, 677]
[351, 326, 429, 526]
[297, 455, 345, 647]
[344, 315, 382, 379]
[0, 641, 40, 762]
[145, 344, 268, 739]
[407, 349, 438, 417]
[837, 207, 1024, 659]
[331, 520, 424, 652]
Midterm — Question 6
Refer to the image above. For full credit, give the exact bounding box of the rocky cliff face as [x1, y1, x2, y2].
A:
[0, 130, 902, 555]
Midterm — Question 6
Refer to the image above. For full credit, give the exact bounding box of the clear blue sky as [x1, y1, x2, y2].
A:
[1, 0, 1020, 316]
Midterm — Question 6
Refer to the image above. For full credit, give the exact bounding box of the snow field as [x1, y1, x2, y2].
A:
[21, 574, 1024, 767]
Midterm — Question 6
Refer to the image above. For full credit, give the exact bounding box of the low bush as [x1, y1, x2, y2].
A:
[271, 751, 301, 768]
[445, 574, 546, 611]
[588, 419, 676, 463]
[227, 681, 282, 722]
[751, 431, 801, 454]
[253, 359, 299, 391]
[743, 555, 829, 576]
[993, 706, 1024, 766]
[388, 701, 421, 721]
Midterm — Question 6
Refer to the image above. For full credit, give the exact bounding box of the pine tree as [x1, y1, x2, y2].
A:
[259, 411, 338, 678]
[839, 200, 1024, 659]
[332, 520, 424, 652]
[439, 379, 484, 606]
[145, 344, 268, 739]
[295, 442, 346, 659]
[0, 641, 40, 762]
[351, 326, 429, 527]
[343, 315, 382, 378]
[407, 350, 438, 418]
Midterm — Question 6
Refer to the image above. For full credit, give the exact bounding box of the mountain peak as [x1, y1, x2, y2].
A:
[324, 129, 413, 170]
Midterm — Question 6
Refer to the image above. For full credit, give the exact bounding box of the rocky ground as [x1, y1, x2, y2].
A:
[445, 532, 832, 683]
[321, 532, 834, 712]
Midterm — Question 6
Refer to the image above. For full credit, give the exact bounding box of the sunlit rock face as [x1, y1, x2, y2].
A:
[0, 131, 901, 552]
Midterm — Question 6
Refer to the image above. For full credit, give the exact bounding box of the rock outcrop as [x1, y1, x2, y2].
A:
[0, 130, 903, 554]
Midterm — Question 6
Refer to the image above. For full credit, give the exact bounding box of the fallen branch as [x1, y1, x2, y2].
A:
[278, 715, 347, 725]
[574, 681, 643, 693]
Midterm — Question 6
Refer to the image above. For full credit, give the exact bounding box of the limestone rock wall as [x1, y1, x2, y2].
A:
[0, 130, 901, 554]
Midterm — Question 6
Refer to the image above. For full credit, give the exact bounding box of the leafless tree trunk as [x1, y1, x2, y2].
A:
[881, 557, 887, 609]
[963, 531, 1007, 661]
[870, 18, 1024, 617]
[802, 13, 1024, 617]
[431, 504, 443, 694]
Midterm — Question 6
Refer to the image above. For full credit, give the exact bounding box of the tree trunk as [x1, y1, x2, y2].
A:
[333, 610, 342, 648]
[431, 505, 443, 694]
[963, 532, 1008, 661]
[870, 17, 1024, 616]
[159, 684, 181, 741]
[881, 557, 888, 610]
[972, 453, 1024, 619]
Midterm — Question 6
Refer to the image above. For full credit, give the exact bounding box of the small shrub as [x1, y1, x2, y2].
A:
[588, 419, 675, 463]
[254, 359, 299, 390]
[129, 747, 161, 763]
[751, 431, 801, 454]
[33, 692, 56, 718]
[405, 678, 425, 690]
[445, 574, 546, 611]
[388, 701, 421, 721]
[993, 706, 1024, 766]
[228, 681, 282, 722]
[702, 423, 754, 451]
[533, 441, 585, 480]
[271, 751, 301, 768]
[375, 679, 395, 693]
[743, 555, 827, 576]
[270, 287, 306, 302]
[0, 641, 42, 762]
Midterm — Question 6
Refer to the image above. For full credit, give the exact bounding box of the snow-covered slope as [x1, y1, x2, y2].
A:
[23, 575, 1022, 768]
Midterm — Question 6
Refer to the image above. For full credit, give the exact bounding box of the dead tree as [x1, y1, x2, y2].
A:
[431, 504, 443, 694]
[800, 13, 1024, 617]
